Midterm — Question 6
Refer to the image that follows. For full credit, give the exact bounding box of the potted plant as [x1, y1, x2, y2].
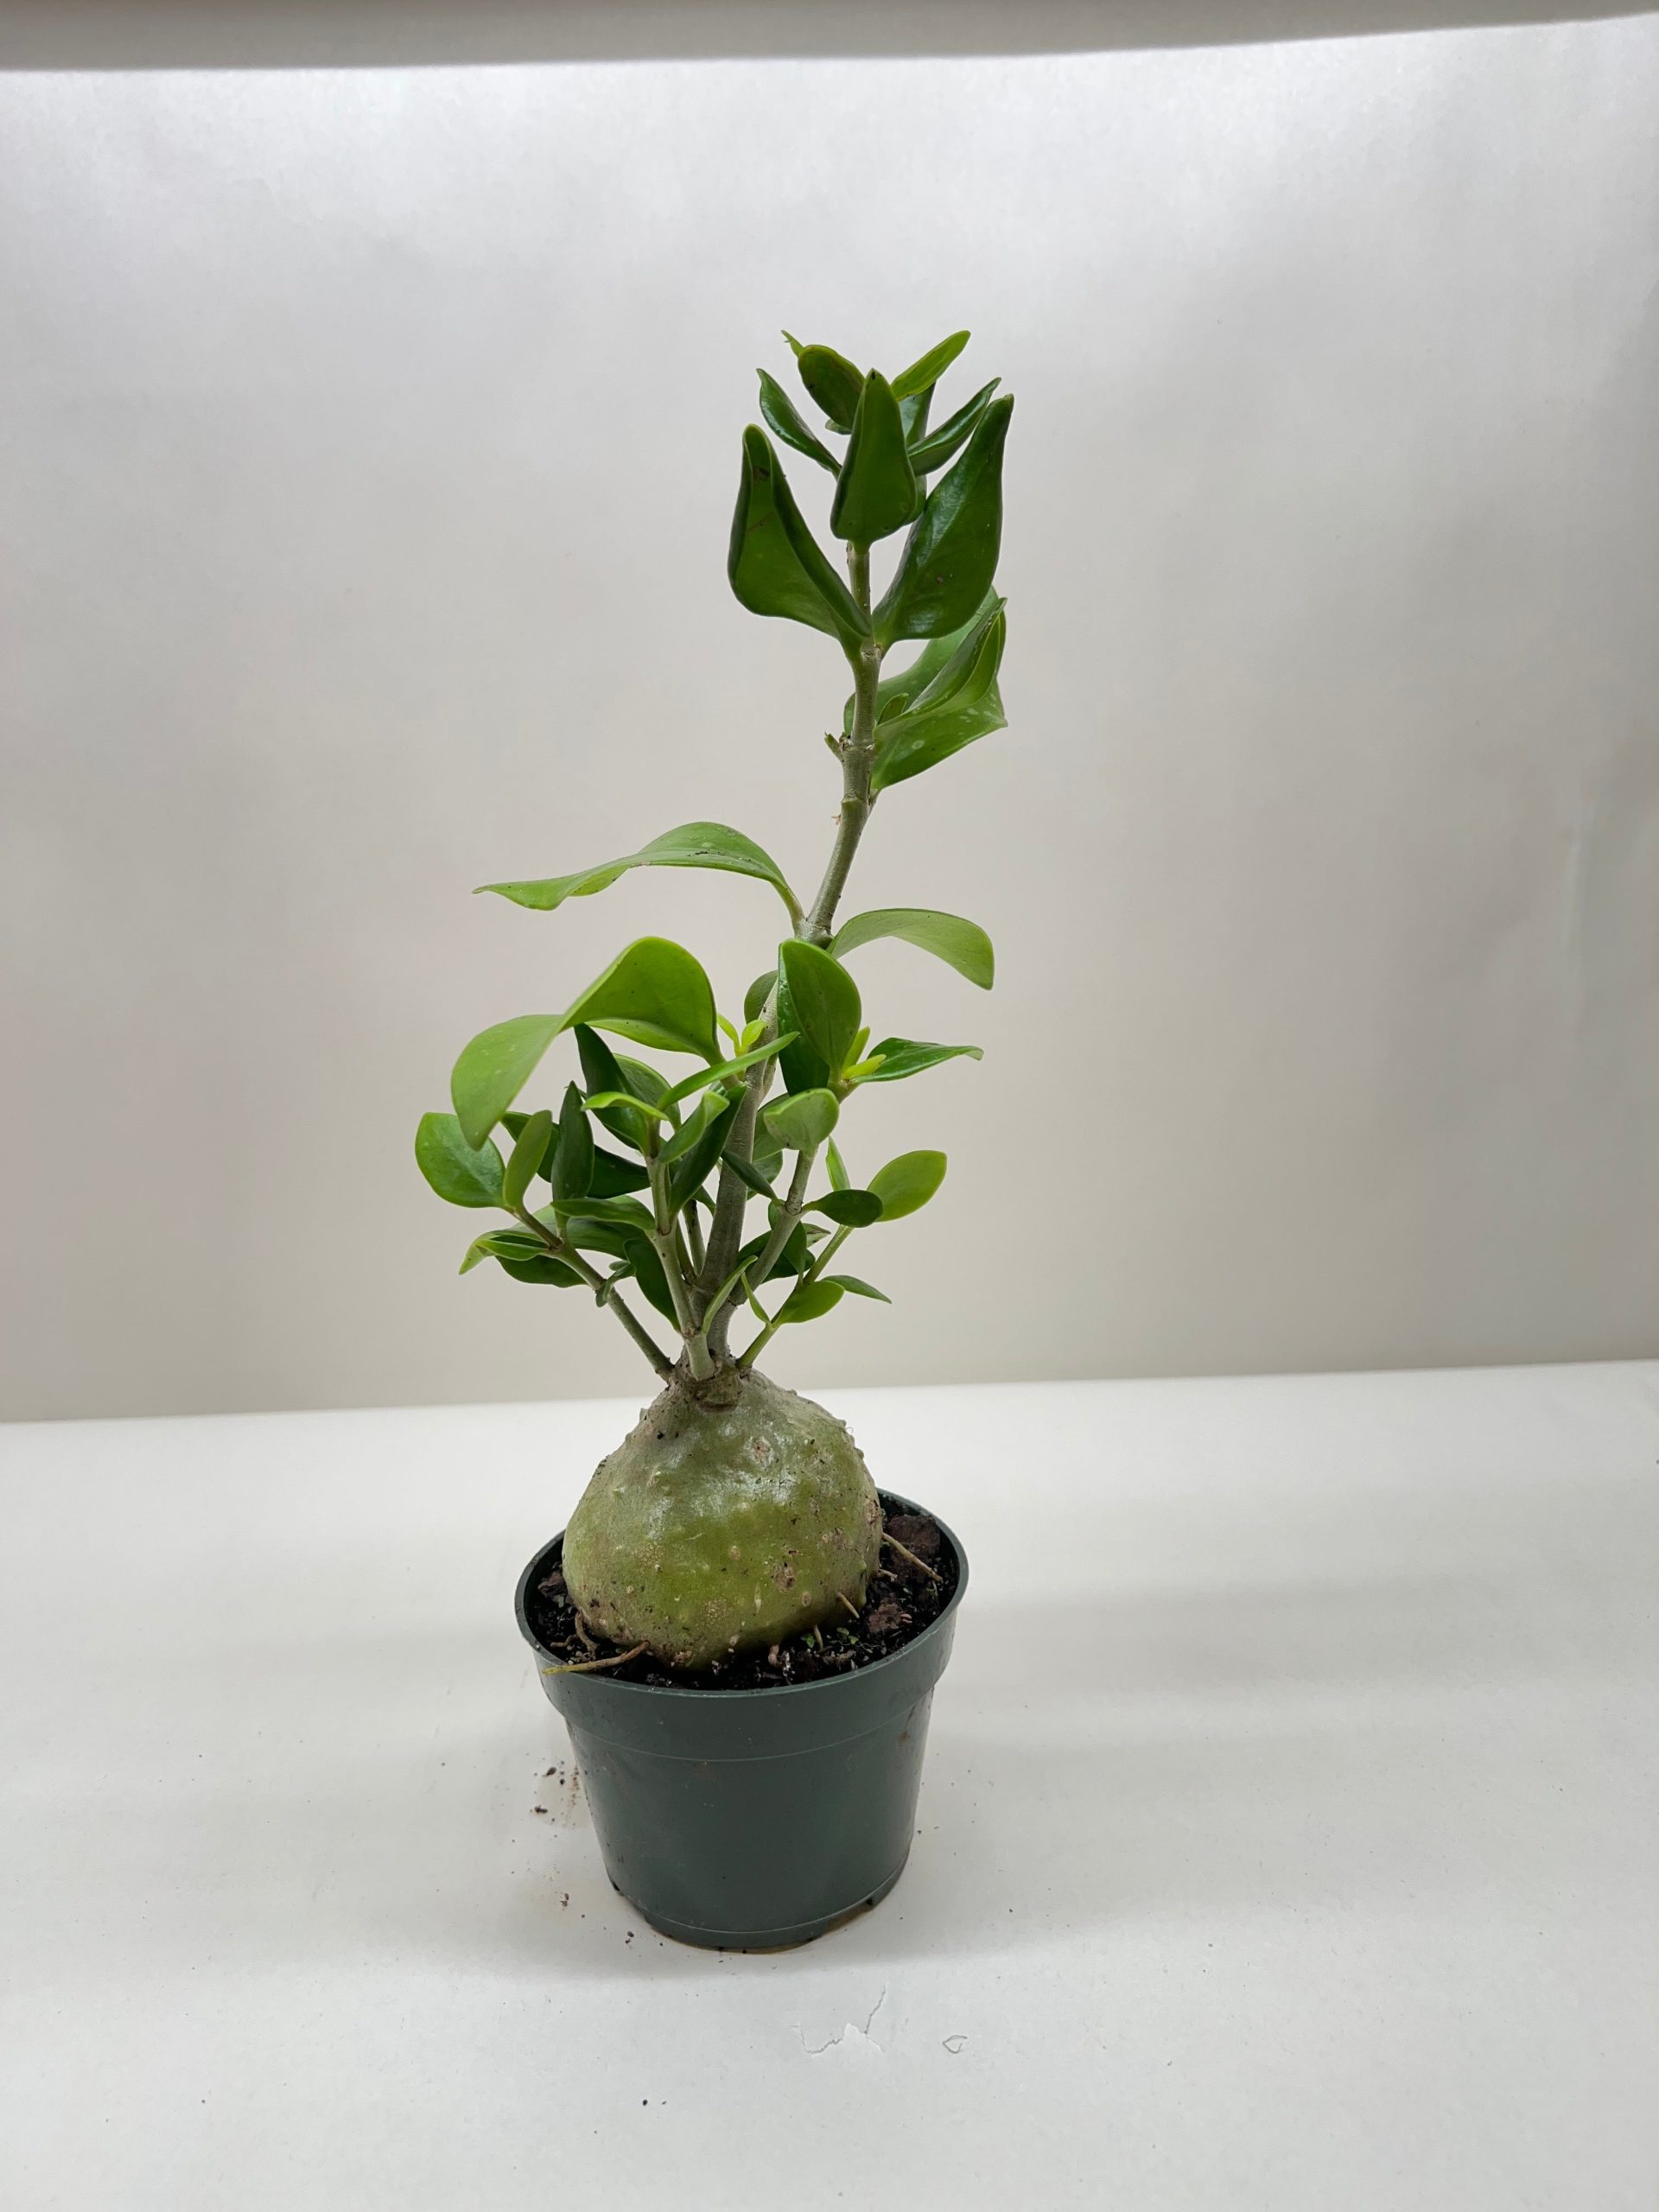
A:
[416, 329, 1011, 1948]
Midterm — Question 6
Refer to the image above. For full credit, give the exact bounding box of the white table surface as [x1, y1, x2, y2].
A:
[3, 1364, 1656, 2210]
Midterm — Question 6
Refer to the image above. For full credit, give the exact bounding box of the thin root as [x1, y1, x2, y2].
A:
[881, 1531, 943, 1584]
[542, 1643, 649, 1676]
[837, 1592, 861, 1621]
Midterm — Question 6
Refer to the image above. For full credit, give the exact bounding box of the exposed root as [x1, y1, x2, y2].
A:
[542, 1643, 649, 1676]
[881, 1530, 943, 1584]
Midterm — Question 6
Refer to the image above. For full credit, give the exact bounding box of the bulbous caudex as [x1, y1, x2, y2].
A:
[562, 1369, 881, 1669]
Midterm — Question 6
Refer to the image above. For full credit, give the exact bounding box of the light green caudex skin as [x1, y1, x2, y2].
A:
[563, 1371, 881, 1669]
[416, 327, 1011, 1668]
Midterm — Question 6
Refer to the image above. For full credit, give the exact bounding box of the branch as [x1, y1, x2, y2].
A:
[514, 1205, 674, 1382]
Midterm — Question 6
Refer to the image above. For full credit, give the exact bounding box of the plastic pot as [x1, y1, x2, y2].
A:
[515, 1493, 967, 1950]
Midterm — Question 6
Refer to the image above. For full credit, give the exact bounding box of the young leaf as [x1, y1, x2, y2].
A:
[874, 395, 1013, 645]
[761, 1087, 840, 1152]
[773, 957, 830, 1096]
[564, 938, 719, 1063]
[868, 1149, 947, 1219]
[757, 368, 836, 472]
[891, 330, 969, 403]
[830, 908, 995, 989]
[779, 939, 861, 1077]
[822, 1274, 891, 1302]
[450, 1016, 563, 1152]
[549, 1084, 594, 1205]
[416, 1113, 505, 1208]
[872, 607, 1007, 793]
[502, 1109, 553, 1211]
[908, 378, 1001, 474]
[808, 1188, 883, 1227]
[790, 340, 864, 433]
[830, 372, 918, 545]
[776, 1278, 846, 1325]
[728, 426, 869, 649]
[855, 1038, 983, 1084]
[478, 822, 800, 927]
[825, 1138, 850, 1192]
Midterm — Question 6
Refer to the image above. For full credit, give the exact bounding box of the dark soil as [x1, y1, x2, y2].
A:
[524, 1495, 957, 1691]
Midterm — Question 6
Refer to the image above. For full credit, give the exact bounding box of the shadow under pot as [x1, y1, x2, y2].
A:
[515, 1492, 968, 1951]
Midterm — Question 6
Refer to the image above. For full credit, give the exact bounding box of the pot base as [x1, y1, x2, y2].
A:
[620, 1857, 908, 1952]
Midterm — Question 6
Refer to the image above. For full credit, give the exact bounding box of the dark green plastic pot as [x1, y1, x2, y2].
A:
[515, 1493, 966, 1950]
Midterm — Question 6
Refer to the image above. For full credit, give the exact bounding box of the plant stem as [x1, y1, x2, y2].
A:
[738, 1214, 849, 1370]
[683, 1202, 706, 1278]
[513, 1206, 673, 1380]
[702, 538, 882, 1363]
[646, 1158, 714, 1379]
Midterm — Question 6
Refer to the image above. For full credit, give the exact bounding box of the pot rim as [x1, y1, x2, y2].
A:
[515, 1486, 968, 1705]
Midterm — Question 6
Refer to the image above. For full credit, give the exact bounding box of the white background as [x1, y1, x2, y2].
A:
[3, 11, 1657, 1419]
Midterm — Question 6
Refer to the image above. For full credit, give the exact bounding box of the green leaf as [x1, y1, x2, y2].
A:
[868, 1149, 947, 1220]
[739, 1222, 813, 1283]
[502, 1109, 553, 1211]
[499, 1252, 586, 1287]
[416, 1112, 505, 1208]
[779, 939, 861, 1077]
[892, 330, 969, 403]
[548, 1193, 654, 1234]
[874, 394, 1013, 645]
[478, 821, 799, 927]
[761, 1087, 839, 1152]
[872, 607, 1007, 794]
[808, 1188, 883, 1227]
[622, 1236, 679, 1322]
[908, 378, 1001, 474]
[830, 907, 995, 989]
[564, 938, 719, 1062]
[720, 1147, 778, 1202]
[753, 1134, 785, 1187]
[898, 385, 932, 444]
[791, 339, 864, 433]
[772, 958, 829, 1096]
[743, 970, 777, 1027]
[757, 368, 837, 472]
[825, 1138, 850, 1192]
[823, 1273, 890, 1302]
[668, 1095, 741, 1214]
[549, 1084, 594, 1205]
[777, 1278, 846, 1325]
[662, 1033, 797, 1107]
[830, 372, 918, 544]
[855, 1038, 982, 1084]
[845, 589, 997, 734]
[574, 1027, 656, 1153]
[503, 1107, 649, 1198]
[450, 1016, 563, 1152]
[728, 426, 869, 649]
[461, 1229, 582, 1287]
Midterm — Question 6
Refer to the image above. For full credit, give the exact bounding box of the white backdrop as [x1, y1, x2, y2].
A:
[3, 16, 1656, 1420]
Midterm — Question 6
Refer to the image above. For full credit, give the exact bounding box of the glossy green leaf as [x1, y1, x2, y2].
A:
[502, 1109, 553, 1211]
[662, 1033, 797, 1107]
[548, 1193, 655, 1235]
[868, 1149, 947, 1220]
[728, 426, 869, 648]
[461, 1228, 582, 1287]
[761, 1087, 839, 1152]
[823, 1274, 890, 1302]
[830, 907, 994, 989]
[845, 589, 996, 734]
[897, 385, 932, 445]
[830, 372, 917, 544]
[855, 1037, 982, 1084]
[503, 1107, 649, 1197]
[753, 1133, 785, 1187]
[825, 1138, 850, 1192]
[872, 607, 1007, 794]
[908, 378, 1001, 474]
[668, 1095, 741, 1214]
[808, 1188, 883, 1227]
[574, 1027, 655, 1153]
[772, 958, 829, 1096]
[499, 1252, 586, 1287]
[416, 1112, 505, 1208]
[787, 337, 864, 432]
[549, 1084, 594, 1205]
[738, 1222, 813, 1283]
[478, 822, 799, 926]
[779, 939, 861, 1077]
[743, 970, 776, 1027]
[874, 394, 1013, 645]
[622, 1236, 679, 1322]
[565, 938, 719, 1062]
[450, 1015, 563, 1151]
[776, 1278, 845, 1325]
[757, 368, 836, 472]
[720, 1148, 778, 1202]
[891, 330, 969, 403]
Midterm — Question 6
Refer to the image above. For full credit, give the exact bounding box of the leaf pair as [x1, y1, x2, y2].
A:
[852, 594, 1007, 793]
